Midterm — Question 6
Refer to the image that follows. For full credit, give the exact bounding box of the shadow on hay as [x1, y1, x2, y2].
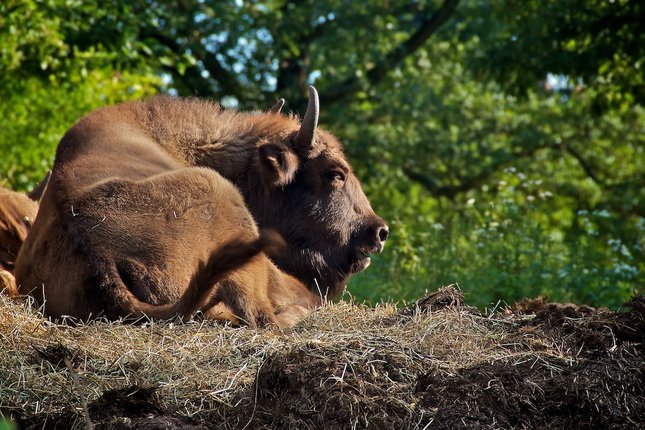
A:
[415, 350, 644, 429]
[229, 344, 423, 429]
[411, 294, 645, 429]
[6, 386, 205, 430]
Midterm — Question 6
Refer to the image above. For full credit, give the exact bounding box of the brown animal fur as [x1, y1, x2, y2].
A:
[0, 173, 49, 296]
[16, 89, 386, 327]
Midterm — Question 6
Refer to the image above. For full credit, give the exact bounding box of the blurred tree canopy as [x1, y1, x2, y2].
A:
[1, 0, 643, 308]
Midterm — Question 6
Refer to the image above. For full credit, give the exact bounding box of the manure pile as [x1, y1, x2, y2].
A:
[0, 287, 643, 429]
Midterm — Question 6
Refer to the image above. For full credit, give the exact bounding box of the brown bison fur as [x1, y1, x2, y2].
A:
[16, 87, 386, 327]
[0, 173, 50, 296]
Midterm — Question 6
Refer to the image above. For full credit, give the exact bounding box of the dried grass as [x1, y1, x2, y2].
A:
[0, 287, 643, 429]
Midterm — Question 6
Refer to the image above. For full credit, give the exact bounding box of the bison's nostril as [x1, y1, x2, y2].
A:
[377, 225, 389, 242]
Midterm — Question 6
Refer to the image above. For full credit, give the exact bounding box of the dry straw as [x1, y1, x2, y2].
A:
[1, 286, 643, 429]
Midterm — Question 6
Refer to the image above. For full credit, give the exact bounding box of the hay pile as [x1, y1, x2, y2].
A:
[1, 287, 643, 429]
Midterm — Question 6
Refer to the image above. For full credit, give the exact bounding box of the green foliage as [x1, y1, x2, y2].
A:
[465, 0, 645, 111]
[0, 0, 160, 189]
[0, 419, 15, 430]
[1, 0, 642, 308]
[351, 172, 642, 309]
[0, 71, 158, 190]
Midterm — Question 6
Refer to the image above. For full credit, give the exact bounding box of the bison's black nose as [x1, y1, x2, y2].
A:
[377, 225, 389, 243]
[369, 222, 388, 253]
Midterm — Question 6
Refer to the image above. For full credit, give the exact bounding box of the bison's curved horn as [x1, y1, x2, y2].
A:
[293, 86, 319, 151]
[28, 170, 52, 202]
[269, 98, 285, 114]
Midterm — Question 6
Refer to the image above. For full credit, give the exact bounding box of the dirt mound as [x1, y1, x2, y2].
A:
[229, 343, 423, 429]
[16, 386, 204, 430]
[416, 349, 643, 429]
[403, 284, 479, 315]
[513, 295, 645, 355]
[1, 290, 643, 429]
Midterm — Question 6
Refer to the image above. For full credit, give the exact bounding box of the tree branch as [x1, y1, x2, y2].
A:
[191, 43, 245, 98]
[561, 144, 604, 185]
[403, 142, 546, 200]
[404, 137, 645, 218]
[321, 0, 461, 106]
[140, 27, 244, 99]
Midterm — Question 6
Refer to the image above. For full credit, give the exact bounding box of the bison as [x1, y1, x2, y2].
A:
[0, 173, 50, 296]
[15, 87, 387, 327]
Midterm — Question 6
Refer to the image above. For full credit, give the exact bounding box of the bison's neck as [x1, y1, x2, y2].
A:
[191, 133, 258, 185]
[171, 111, 296, 190]
[137, 97, 294, 185]
[186, 118, 262, 183]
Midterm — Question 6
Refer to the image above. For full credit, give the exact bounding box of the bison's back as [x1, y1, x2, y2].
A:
[54, 97, 231, 170]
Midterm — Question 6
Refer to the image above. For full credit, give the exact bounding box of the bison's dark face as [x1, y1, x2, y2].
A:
[254, 87, 388, 298]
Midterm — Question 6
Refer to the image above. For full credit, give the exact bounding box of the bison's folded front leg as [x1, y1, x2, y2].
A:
[203, 277, 280, 329]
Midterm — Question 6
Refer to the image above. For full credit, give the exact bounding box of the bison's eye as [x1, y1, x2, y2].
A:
[325, 170, 346, 186]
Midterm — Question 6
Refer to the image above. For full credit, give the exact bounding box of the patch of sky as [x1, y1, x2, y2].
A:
[221, 96, 239, 109]
[309, 70, 321, 84]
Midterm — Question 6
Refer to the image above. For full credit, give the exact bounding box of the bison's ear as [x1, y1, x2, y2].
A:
[258, 144, 299, 187]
